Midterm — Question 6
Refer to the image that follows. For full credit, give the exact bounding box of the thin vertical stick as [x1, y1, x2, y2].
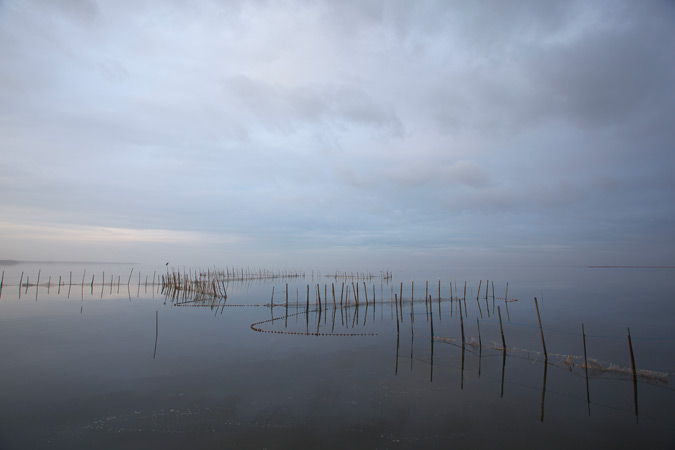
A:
[628, 328, 639, 422]
[498, 306, 506, 351]
[463, 281, 467, 317]
[449, 281, 453, 317]
[127, 268, 133, 286]
[429, 296, 434, 338]
[458, 293, 465, 344]
[395, 321, 400, 375]
[460, 339, 465, 390]
[534, 297, 547, 359]
[35, 270, 41, 300]
[540, 358, 548, 422]
[395, 294, 399, 334]
[504, 282, 510, 320]
[373, 284, 376, 321]
[0, 271, 3, 299]
[485, 279, 490, 317]
[437, 278, 441, 315]
[430, 309, 434, 383]
[582, 323, 591, 416]
[153, 310, 159, 359]
[500, 346, 506, 398]
[476, 318, 482, 349]
[475, 282, 483, 318]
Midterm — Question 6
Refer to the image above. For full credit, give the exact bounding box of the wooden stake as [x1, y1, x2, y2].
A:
[458, 293, 465, 344]
[628, 328, 639, 422]
[540, 357, 548, 422]
[498, 306, 506, 351]
[153, 310, 158, 359]
[534, 297, 547, 359]
[504, 282, 510, 320]
[463, 282, 467, 317]
[582, 323, 590, 416]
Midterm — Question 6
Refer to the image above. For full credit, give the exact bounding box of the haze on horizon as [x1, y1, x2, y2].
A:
[1, 0, 674, 269]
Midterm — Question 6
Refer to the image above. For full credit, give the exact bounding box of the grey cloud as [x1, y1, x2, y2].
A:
[1, 0, 674, 264]
[225, 75, 403, 136]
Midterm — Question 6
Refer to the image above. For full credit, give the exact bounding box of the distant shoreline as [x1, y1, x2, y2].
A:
[588, 265, 675, 269]
[0, 260, 139, 265]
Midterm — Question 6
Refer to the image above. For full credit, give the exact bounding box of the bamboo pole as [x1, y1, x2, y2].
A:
[476, 281, 483, 318]
[498, 306, 506, 351]
[628, 328, 639, 422]
[458, 292, 465, 344]
[153, 310, 159, 359]
[540, 358, 548, 422]
[476, 318, 482, 349]
[534, 297, 547, 359]
[438, 278, 441, 319]
[463, 281, 467, 317]
[504, 282, 510, 320]
[582, 323, 591, 416]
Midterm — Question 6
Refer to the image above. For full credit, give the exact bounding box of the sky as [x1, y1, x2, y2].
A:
[1, 0, 674, 269]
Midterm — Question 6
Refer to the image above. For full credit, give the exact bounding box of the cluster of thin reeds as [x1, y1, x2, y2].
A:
[326, 270, 392, 281]
[207, 266, 304, 281]
[161, 269, 228, 300]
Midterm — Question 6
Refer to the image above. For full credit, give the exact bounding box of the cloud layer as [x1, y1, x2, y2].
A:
[1, 0, 674, 266]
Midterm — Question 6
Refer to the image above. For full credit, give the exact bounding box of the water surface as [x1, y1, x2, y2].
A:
[0, 262, 673, 449]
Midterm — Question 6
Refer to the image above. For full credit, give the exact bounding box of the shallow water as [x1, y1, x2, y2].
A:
[0, 261, 673, 449]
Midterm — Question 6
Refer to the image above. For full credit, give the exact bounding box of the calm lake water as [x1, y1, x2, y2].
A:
[0, 261, 673, 449]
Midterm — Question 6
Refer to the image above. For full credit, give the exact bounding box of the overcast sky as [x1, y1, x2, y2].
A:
[1, 0, 674, 268]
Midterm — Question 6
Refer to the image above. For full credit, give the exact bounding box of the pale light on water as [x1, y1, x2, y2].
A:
[0, 261, 673, 449]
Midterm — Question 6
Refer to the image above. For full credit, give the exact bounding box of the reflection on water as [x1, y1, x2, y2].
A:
[0, 263, 674, 449]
